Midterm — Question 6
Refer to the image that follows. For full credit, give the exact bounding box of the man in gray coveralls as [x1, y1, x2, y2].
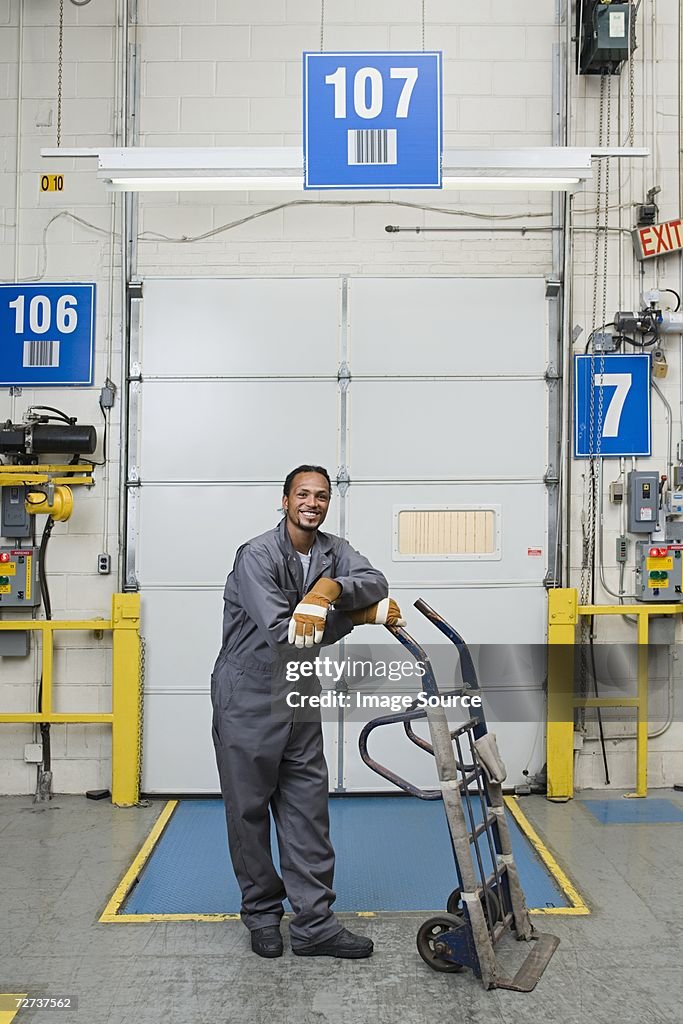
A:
[211, 465, 404, 959]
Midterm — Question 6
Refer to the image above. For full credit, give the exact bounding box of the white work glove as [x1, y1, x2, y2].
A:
[288, 578, 342, 648]
[350, 597, 406, 627]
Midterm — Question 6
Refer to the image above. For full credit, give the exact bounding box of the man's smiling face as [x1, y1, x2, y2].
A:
[282, 472, 331, 533]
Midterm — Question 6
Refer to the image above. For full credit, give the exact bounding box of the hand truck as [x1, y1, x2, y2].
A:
[358, 598, 559, 991]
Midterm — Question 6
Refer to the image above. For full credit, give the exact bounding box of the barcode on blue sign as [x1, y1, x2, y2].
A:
[23, 340, 60, 368]
[347, 129, 397, 166]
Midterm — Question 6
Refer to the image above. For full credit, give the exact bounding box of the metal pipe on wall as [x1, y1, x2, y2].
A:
[117, 0, 130, 589]
[560, 0, 573, 588]
[118, 0, 140, 591]
[11, 0, 25, 424]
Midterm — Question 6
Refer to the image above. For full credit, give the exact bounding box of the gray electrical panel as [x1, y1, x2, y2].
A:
[635, 540, 683, 602]
[578, 2, 632, 75]
[0, 546, 41, 607]
[627, 471, 659, 532]
[1, 485, 30, 538]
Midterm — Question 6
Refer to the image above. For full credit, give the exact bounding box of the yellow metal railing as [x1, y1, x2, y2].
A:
[0, 593, 141, 806]
[547, 588, 683, 801]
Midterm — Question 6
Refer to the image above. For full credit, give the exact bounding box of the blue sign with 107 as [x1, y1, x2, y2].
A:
[0, 283, 95, 386]
[574, 353, 652, 457]
[303, 51, 442, 189]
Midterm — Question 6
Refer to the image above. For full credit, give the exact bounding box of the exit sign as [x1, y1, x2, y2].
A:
[632, 218, 683, 260]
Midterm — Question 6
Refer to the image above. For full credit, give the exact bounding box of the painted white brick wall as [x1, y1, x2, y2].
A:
[1, 1, 681, 794]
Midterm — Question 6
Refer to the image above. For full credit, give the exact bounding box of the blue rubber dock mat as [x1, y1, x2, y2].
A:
[121, 797, 570, 915]
[580, 797, 683, 825]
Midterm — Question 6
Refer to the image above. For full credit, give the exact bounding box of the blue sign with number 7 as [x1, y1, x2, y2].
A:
[303, 51, 442, 189]
[574, 353, 652, 457]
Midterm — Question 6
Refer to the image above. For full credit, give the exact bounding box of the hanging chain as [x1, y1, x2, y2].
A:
[630, 34, 634, 145]
[57, 0, 64, 146]
[584, 72, 606, 562]
[421, 0, 426, 51]
[320, 0, 325, 52]
[596, 75, 610, 462]
[580, 72, 610, 699]
[136, 634, 148, 806]
[626, 9, 635, 146]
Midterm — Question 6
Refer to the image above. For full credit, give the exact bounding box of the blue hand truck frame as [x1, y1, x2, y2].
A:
[358, 598, 560, 991]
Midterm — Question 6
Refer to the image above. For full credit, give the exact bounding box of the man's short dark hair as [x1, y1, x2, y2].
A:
[283, 465, 332, 497]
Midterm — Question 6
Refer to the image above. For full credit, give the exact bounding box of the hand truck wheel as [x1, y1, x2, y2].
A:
[447, 887, 501, 925]
[480, 888, 502, 926]
[446, 889, 463, 915]
[416, 915, 466, 973]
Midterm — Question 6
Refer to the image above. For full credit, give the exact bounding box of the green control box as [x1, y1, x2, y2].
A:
[0, 546, 41, 607]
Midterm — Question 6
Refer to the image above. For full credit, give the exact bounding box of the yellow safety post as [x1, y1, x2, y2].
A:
[111, 593, 142, 807]
[629, 611, 650, 799]
[547, 589, 577, 801]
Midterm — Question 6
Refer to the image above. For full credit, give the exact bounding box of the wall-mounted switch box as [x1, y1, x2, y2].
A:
[627, 471, 659, 532]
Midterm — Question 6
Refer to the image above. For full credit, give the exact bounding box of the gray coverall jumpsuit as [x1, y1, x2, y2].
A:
[211, 517, 388, 946]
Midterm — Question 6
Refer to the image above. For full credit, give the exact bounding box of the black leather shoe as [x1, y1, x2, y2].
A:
[250, 926, 283, 958]
[292, 927, 373, 959]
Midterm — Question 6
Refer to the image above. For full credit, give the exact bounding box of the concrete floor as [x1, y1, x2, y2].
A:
[2, 791, 682, 1024]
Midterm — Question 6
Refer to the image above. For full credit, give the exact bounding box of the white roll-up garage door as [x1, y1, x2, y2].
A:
[129, 277, 550, 794]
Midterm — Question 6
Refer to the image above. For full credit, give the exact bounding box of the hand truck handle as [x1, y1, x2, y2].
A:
[358, 707, 442, 800]
[413, 599, 480, 690]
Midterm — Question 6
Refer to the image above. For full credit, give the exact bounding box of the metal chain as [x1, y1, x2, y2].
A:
[136, 634, 147, 805]
[584, 73, 606, 565]
[320, 0, 325, 52]
[422, 0, 426, 51]
[580, 72, 609, 698]
[597, 75, 611, 468]
[627, 22, 635, 146]
[57, 0, 64, 146]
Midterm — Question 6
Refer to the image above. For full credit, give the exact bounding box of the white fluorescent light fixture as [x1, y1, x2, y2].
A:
[41, 145, 648, 193]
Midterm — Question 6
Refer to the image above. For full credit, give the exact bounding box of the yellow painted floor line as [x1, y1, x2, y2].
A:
[0, 995, 28, 1023]
[504, 795, 590, 915]
[100, 800, 178, 922]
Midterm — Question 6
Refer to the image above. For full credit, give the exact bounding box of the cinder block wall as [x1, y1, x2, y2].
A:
[1, 0, 681, 792]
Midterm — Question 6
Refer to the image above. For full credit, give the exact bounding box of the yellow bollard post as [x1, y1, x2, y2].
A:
[626, 612, 649, 799]
[111, 593, 142, 807]
[547, 589, 577, 801]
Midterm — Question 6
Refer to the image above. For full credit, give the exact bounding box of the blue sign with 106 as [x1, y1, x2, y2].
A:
[303, 51, 442, 189]
[574, 353, 652, 457]
[0, 283, 96, 386]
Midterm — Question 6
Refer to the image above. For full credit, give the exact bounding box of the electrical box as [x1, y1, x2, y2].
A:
[0, 547, 41, 607]
[666, 491, 683, 515]
[1, 485, 30, 538]
[609, 480, 624, 503]
[627, 471, 659, 532]
[635, 541, 683, 602]
[593, 331, 618, 353]
[578, 2, 633, 75]
[616, 536, 628, 562]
